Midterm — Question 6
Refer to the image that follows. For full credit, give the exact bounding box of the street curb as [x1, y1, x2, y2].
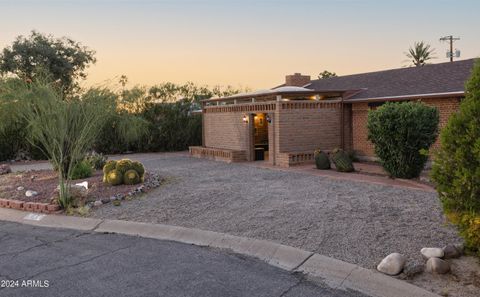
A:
[0, 208, 440, 297]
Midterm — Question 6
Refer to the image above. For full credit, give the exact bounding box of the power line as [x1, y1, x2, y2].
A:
[439, 35, 460, 62]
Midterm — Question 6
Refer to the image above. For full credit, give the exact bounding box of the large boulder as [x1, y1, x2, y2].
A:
[443, 245, 461, 259]
[377, 253, 406, 275]
[421, 247, 444, 259]
[402, 260, 424, 278]
[426, 258, 450, 274]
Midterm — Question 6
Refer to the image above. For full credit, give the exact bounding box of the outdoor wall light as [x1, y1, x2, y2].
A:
[266, 115, 272, 123]
[242, 115, 249, 123]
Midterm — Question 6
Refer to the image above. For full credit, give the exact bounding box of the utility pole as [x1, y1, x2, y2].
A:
[440, 35, 460, 62]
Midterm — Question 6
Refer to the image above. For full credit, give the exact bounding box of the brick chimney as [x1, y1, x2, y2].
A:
[285, 73, 311, 87]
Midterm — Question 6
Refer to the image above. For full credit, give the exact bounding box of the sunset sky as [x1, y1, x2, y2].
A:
[1, 0, 479, 89]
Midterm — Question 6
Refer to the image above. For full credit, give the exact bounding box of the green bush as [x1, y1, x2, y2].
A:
[70, 160, 93, 180]
[85, 151, 107, 170]
[431, 59, 480, 254]
[314, 150, 330, 170]
[367, 101, 439, 178]
[123, 169, 140, 185]
[106, 169, 123, 186]
[331, 148, 354, 172]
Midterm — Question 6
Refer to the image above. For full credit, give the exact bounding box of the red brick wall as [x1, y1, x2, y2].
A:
[203, 111, 249, 151]
[422, 97, 461, 151]
[277, 105, 342, 152]
[201, 101, 351, 166]
[351, 97, 461, 158]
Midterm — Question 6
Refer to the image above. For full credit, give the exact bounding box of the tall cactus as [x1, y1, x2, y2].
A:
[314, 150, 331, 170]
[331, 148, 354, 172]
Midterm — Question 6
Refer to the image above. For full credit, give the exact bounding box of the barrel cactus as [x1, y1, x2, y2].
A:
[131, 161, 145, 180]
[115, 159, 133, 174]
[103, 160, 117, 182]
[123, 169, 141, 185]
[106, 169, 123, 186]
[331, 148, 354, 172]
[314, 150, 330, 170]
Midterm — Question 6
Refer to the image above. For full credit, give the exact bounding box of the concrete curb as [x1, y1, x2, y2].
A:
[0, 208, 440, 297]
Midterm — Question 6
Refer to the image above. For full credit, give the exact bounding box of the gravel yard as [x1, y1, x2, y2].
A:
[89, 153, 461, 270]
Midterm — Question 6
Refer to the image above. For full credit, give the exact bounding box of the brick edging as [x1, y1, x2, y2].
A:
[0, 198, 60, 213]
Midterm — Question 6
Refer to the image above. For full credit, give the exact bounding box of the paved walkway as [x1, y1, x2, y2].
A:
[0, 221, 367, 297]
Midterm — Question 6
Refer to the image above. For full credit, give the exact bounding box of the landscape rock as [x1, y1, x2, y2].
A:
[426, 258, 450, 274]
[94, 200, 102, 207]
[74, 181, 89, 190]
[443, 245, 461, 259]
[16, 186, 25, 191]
[0, 164, 11, 175]
[25, 190, 38, 197]
[377, 253, 406, 275]
[403, 260, 424, 278]
[421, 247, 444, 259]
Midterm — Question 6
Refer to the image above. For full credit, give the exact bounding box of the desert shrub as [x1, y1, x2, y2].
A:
[0, 77, 108, 208]
[106, 169, 123, 186]
[431, 59, 480, 254]
[330, 148, 354, 172]
[314, 150, 330, 170]
[139, 100, 202, 152]
[123, 169, 140, 185]
[70, 160, 93, 180]
[85, 151, 107, 170]
[367, 101, 439, 178]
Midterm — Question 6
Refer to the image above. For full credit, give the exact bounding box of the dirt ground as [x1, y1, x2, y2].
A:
[0, 170, 142, 204]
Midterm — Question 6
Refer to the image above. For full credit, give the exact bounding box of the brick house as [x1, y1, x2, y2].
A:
[190, 59, 476, 167]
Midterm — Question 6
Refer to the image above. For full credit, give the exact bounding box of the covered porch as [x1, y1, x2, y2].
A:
[190, 87, 350, 167]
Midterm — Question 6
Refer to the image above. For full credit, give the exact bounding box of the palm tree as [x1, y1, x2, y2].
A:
[405, 41, 436, 66]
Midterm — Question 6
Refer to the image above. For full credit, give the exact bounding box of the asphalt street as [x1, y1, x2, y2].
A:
[0, 221, 368, 297]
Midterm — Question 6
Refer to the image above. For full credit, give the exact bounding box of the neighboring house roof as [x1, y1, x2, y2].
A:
[305, 59, 476, 102]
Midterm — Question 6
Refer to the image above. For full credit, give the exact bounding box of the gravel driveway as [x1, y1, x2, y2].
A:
[90, 153, 461, 269]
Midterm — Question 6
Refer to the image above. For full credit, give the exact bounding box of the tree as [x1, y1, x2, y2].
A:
[431, 59, 480, 254]
[0, 31, 96, 93]
[367, 101, 439, 178]
[432, 59, 480, 213]
[318, 70, 337, 79]
[404, 41, 436, 67]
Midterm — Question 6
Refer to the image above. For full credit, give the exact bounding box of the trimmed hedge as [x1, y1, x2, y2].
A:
[367, 101, 439, 178]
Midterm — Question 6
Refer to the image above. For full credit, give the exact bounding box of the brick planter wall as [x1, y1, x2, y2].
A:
[0, 198, 60, 213]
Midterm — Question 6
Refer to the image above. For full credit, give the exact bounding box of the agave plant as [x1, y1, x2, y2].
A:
[405, 41, 436, 67]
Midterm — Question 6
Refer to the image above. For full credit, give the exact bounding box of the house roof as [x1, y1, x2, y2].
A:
[202, 86, 340, 103]
[305, 59, 476, 102]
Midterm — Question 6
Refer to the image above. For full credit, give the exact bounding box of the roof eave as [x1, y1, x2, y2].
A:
[343, 91, 465, 103]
